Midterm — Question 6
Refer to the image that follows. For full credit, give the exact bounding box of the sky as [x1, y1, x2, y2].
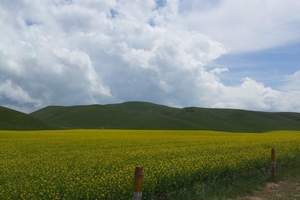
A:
[0, 0, 300, 112]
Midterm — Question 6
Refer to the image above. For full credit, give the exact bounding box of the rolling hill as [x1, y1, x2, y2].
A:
[29, 101, 300, 132]
[0, 106, 48, 130]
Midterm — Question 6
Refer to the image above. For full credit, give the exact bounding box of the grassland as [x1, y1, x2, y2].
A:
[0, 130, 299, 200]
[30, 102, 300, 132]
[0, 106, 47, 130]
[2, 101, 300, 132]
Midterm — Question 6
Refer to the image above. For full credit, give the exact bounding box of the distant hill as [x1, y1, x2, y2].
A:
[30, 101, 300, 132]
[0, 106, 48, 130]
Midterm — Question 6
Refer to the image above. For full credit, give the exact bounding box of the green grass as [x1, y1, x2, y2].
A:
[2, 101, 300, 131]
[0, 130, 299, 200]
[30, 102, 300, 132]
[0, 106, 48, 130]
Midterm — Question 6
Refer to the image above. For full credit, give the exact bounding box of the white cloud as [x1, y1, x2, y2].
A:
[0, 0, 300, 112]
[0, 80, 41, 112]
[282, 71, 300, 92]
[198, 75, 300, 112]
[179, 0, 300, 52]
[203, 78, 281, 111]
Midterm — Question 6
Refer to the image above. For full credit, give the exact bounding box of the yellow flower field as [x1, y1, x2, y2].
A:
[0, 130, 299, 199]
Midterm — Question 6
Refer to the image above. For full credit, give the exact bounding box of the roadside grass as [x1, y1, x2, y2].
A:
[167, 154, 300, 200]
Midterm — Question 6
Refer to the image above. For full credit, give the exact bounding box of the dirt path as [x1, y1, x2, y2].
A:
[238, 179, 300, 200]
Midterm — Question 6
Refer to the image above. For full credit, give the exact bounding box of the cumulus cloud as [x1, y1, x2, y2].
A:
[0, 0, 300, 112]
[179, 0, 300, 52]
[282, 71, 300, 92]
[0, 80, 40, 107]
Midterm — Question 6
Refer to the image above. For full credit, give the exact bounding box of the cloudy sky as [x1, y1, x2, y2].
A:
[0, 0, 300, 112]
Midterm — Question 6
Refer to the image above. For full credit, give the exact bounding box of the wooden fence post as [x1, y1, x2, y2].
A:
[133, 167, 144, 200]
[271, 148, 276, 180]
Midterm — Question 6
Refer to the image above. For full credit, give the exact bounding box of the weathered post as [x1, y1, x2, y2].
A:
[271, 148, 276, 180]
[133, 167, 144, 200]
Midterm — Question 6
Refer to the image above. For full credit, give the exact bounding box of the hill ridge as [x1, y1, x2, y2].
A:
[28, 101, 300, 132]
[1, 102, 300, 131]
[0, 106, 49, 130]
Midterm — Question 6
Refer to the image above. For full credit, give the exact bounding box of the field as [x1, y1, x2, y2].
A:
[0, 130, 300, 200]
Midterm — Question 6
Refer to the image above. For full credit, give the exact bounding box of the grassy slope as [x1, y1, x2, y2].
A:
[30, 101, 300, 132]
[0, 106, 48, 130]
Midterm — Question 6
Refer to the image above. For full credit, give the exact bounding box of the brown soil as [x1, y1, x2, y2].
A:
[237, 179, 300, 200]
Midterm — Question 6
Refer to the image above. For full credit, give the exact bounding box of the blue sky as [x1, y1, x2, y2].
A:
[215, 42, 300, 88]
[0, 0, 300, 112]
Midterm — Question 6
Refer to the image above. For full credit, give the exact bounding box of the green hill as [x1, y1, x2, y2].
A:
[0, 106, 48, 130]
[30, 101, 300, 132]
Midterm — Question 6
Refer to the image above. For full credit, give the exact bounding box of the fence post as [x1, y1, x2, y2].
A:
[271, 148, 276, 180]
[133, 167, 144, 200]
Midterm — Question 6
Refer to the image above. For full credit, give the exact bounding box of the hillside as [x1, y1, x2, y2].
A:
[0, 106, 48, 130]
[30, 102, 300, 132]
